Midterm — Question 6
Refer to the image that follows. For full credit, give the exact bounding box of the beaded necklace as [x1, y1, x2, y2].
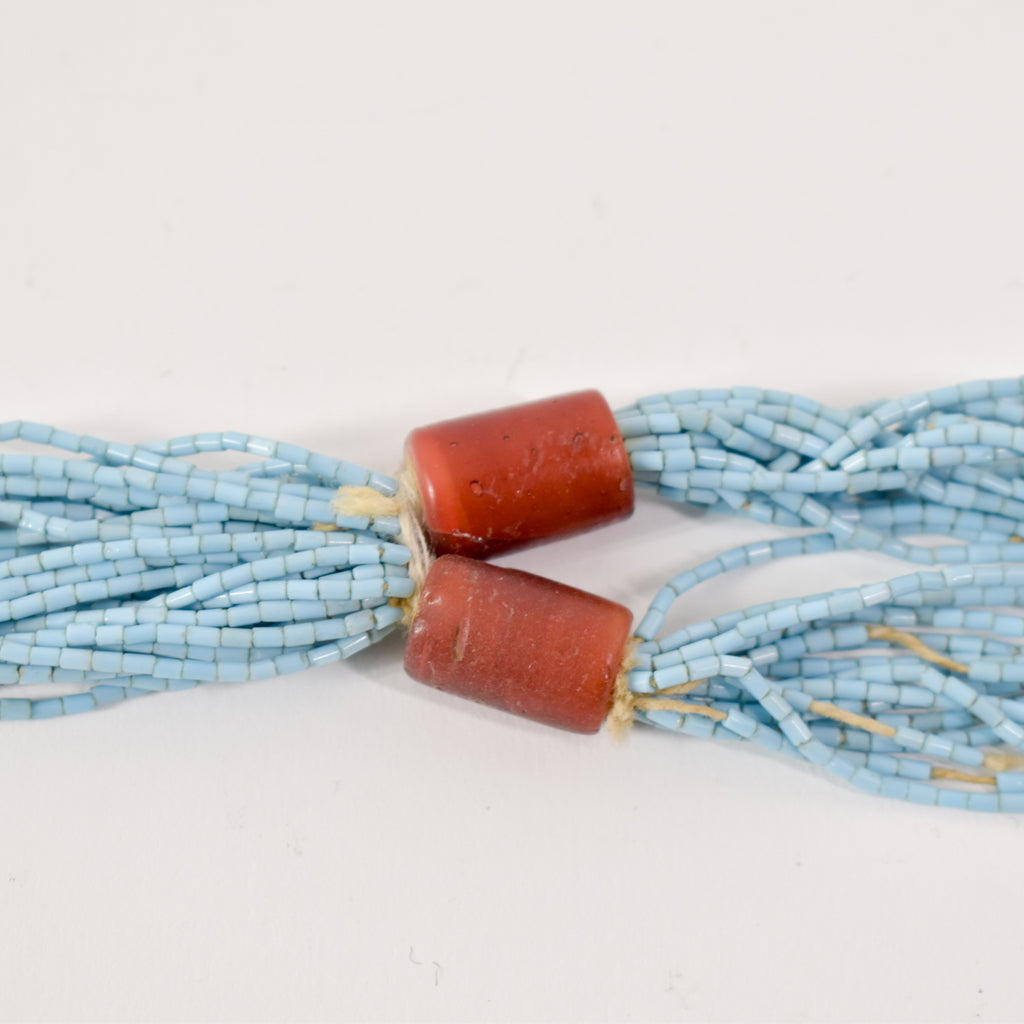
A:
[2, 375, 1023, 812]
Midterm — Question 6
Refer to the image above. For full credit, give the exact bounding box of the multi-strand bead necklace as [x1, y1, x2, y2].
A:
[2, 375, 1023, 811]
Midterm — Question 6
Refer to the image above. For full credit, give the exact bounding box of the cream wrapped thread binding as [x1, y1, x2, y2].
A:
[329, 467, 434, 623]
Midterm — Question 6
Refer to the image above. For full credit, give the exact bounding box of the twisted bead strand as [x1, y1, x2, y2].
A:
[0, 423, 409, 719]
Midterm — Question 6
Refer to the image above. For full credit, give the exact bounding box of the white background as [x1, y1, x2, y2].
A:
[1, 3, 1022, 1021]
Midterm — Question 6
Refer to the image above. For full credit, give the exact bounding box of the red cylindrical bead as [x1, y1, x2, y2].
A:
[405, 390, 634, 558]
[404, 554, 633, 734]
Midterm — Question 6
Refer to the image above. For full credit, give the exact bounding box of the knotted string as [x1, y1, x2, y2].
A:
[330, 467, 433, 623]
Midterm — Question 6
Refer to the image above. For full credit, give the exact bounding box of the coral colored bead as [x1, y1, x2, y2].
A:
[404, 555, 633, 733]
[405, 390, 634, 558]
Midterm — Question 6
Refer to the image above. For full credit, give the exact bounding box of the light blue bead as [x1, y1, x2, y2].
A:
[758, 691, 791, 722]
[967, 792, 1000, 813]
[307, 643, 344, 667]
[337, 633, 372, 659]
[283, 622, 316, 647]
[904, 781, 938, 806]
[31, 698, 65, 719]
[998, 793, 1024, 813]
[849, 768, 883, 795]
[935, 788, 970, 810]
[997, 772, 1024, 793]
[778, 712, 813, 748]
[796, 598, 830, 622]
[61, 693, 96, 715]
[0, 697, 32, 720]
[58, 648, 93, 671]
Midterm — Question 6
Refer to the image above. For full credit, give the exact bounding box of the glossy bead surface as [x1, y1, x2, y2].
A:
[404, 554, 633, 733]
[406, 390, 633, 557]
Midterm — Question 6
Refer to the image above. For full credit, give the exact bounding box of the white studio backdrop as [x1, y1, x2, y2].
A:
[0, 3, 1022, 1021]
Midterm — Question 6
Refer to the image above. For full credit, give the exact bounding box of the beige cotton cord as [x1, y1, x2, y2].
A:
[607, 640, 725, 740]
[329, 467, 434, 624]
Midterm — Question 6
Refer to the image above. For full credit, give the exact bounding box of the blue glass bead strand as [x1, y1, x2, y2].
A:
[0, 423, 411, 719]
[627, 538, 1024, 812]
[617, 376, 1024, 557]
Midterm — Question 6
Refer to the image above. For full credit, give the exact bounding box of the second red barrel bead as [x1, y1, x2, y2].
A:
[405, 390, 634, 558]
[404, 554, 634, 734]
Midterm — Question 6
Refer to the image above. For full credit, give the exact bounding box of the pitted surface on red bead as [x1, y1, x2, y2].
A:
[403, 555, 633, 733]
[405, 390, 633, 558]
